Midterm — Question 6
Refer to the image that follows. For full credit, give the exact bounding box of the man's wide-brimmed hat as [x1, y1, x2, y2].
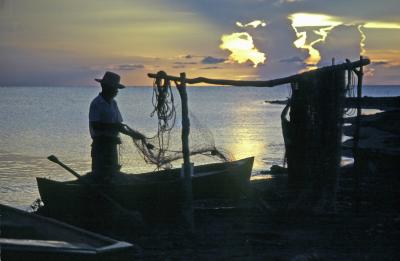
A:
[95, 71, 125, 89]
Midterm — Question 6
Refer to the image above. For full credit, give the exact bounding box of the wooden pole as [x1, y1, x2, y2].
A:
[176, 72, 194, 231]
[352, 56, 364, 212]
[148, 58, 370, 87]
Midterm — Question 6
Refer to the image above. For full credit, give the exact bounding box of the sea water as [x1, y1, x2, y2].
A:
[1, 85, 399, 206]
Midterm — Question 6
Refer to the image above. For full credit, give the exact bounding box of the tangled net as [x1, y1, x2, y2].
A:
[131, 71, 232, 169]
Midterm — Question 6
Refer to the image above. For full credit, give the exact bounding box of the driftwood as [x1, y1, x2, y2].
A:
[148, 59, 370, 87]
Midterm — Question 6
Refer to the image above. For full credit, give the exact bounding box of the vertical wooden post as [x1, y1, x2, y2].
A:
[177, 72, 194, 231]
[353, 56, 364, 212]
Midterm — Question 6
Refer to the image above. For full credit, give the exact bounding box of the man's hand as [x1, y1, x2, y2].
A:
[121, 124, 146, 140]
[120, 124, 155, 150]
[146, 143, 155, 150]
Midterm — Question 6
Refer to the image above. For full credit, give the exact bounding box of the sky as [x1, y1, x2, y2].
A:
[0, 0, 399, 86]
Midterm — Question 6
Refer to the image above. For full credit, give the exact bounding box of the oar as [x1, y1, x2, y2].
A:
[47, 155, 143, 225]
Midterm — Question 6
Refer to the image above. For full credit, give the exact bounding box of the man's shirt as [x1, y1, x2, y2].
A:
[89, 94, 123, 139]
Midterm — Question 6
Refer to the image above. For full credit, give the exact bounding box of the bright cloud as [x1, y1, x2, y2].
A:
[357, 25, 367, 56]
[220, 32, 266, 67]
[289, 13, 342, 27]
[289, 13, 343, 70]
[236, 20, 267, 28]
[363, 22, 400, 29]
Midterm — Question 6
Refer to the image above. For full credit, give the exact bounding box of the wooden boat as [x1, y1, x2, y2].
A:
[36, 157, 254, 220]
[0, 204, 137, 261]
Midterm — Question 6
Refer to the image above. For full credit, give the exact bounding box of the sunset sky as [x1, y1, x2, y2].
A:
[1, 0, 399, 86]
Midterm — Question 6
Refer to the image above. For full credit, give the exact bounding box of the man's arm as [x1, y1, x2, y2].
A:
[118, 124, 146, 140]
[90, 122, 144, 138]
[91, 121, 153, 148]
[91, 122, 147, 139]
[90, 121, 123, 132]
[121, 124, 154, 149]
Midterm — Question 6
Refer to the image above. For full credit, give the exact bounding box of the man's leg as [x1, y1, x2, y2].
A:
[91, 140, 119, 182]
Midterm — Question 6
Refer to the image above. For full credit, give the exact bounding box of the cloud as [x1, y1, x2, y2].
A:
[172, 61, 197, 69]
[174, 61, 197, 65]
[279, 56, 304, 63]
[289, 13, 343, 70]
[372, 61, 389, 66]
[172, 65, 186, 69]
[363, 22, 400, 29]
[200, 66, 221, 70]
[274, 0, 304, 6]
[371, 60, 400, 68]
[106, 64, 144, 71]
[113, 64, 144, 70]
[236, 20, 267, 28]
[366, 50, 400, 69]
[220, 32, 266, 67]
[201, 56, 226, 64]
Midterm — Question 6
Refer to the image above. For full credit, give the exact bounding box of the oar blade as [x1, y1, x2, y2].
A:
[47, 155, 59, 163]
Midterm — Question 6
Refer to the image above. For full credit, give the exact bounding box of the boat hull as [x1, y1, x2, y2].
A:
[0, 204, 136, 261]
[37, 157, 254, 221]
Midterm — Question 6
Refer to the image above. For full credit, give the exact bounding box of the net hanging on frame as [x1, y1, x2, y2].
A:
[130, 71, 232, 169]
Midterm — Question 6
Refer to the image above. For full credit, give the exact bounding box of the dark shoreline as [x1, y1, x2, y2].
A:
[34, 158, 399, 260]
[12, 97, 400, 260]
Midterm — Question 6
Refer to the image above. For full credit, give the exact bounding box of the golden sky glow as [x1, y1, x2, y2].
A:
[1, 0, 400, 85]
[363, 22, 400, 29]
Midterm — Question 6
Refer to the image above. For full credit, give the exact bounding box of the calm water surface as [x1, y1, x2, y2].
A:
[0, 85, 399, 206]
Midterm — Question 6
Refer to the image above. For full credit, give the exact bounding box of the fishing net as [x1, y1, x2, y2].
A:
[126, 71, 233, 169]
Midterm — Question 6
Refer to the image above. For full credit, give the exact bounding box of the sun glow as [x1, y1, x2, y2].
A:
[220, 32, 266, 67]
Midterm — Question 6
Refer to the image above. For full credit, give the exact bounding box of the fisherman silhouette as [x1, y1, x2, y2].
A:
[89, 71, 152, 182]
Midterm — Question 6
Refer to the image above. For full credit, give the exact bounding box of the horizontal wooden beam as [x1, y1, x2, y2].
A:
[148, 58, 370, 87]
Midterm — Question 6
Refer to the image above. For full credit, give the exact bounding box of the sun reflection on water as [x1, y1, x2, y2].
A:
[221, 102, 277, 172]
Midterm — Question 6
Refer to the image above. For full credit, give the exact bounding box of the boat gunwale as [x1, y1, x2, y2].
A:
[0, 204, 134, 255]
[38, 156, 254, 187]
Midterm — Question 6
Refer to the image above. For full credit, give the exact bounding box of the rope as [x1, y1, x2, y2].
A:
[129, 71, 232, 169]
[147, 71, 177, 169]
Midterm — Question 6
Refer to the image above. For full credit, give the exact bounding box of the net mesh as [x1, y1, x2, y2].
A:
[125, 71, 233, 169]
